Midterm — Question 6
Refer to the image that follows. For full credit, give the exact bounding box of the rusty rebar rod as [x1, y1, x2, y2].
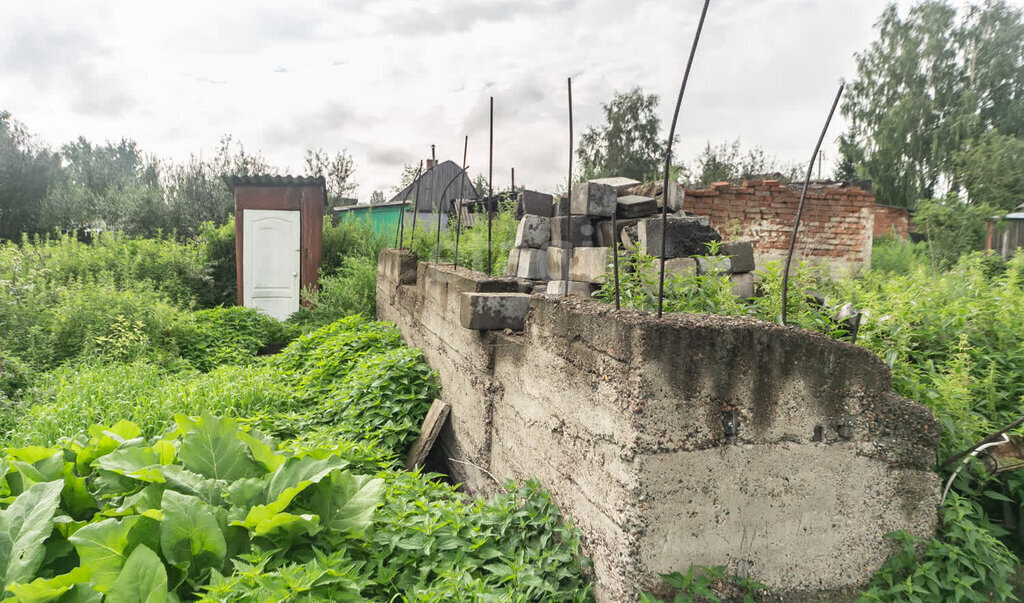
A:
[780, 84, 843, 325]
[410, 158, 427, 250]
[454, 135, 468, 268]
[611, 210, 620, 310]
[397, 160, 424, 249]
[435, 165, 470, 264]
[657, 0, 711, 319]
[563, 77, 574, 295]
[487, 96, 494, 276]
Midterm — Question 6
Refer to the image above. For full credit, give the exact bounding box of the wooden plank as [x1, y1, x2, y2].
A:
[404, 400, 451, 471]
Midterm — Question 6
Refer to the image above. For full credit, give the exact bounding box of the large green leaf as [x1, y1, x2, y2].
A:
[248, 512, 321, 539]
[95, 446, 165, 483]
[235, 430, 284, 473]
[68, 516, 159, 592]
[175, 414, 262, 482]
[0, 480, 65, 588]
[159, 490, 226, 572]
[160, 466, 226, 507]
[308, 471, 385, 537]
[266, 455, 347, 502]
[5, 566, 91, 602]
[106, 544, 167, 603]
[60, 463, 95, 519]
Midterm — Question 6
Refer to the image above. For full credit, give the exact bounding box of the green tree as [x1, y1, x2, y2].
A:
[577, 87, 665, 181]
[162, 135, 276, 238]
[0, 111, 60, 240]
[955, 129, 1024, 212]
[41, 137, 162, 233]
[679, 139, 800, 187]
[913, 193, 994, 269]
[304, 148, 356, 205]
[840, 1, 1024, 208]
[368, 190, 386, 205]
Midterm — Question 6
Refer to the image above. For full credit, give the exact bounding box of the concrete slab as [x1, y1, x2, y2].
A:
[570, 182, 616, 217]
[459, 292, 532, 330]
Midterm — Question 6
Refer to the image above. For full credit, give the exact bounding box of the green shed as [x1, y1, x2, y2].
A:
[334, 202, 408, 237]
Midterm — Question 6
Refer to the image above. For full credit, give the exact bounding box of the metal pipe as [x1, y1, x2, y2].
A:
[781, 84, 843, 325]
[657, 0, 711, 319]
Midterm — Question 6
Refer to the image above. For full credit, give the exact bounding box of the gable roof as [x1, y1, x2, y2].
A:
[388, 160, 478, 211]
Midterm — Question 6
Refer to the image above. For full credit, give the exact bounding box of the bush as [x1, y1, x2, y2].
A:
[196, 218, 237, 308]
[913, 194, 994, 270]
[871, 236, 930, 275]
[170, 306, 295, 372]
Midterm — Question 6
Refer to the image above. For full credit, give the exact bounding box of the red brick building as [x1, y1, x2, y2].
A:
[685, 180, 876, 274]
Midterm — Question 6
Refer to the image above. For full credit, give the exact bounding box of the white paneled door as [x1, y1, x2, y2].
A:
[243, 210, 301, 320]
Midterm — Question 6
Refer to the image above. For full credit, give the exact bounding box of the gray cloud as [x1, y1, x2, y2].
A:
[379, 0, 580, 37]
[0, 28, 137, 117]
[263, 101, 362, 148]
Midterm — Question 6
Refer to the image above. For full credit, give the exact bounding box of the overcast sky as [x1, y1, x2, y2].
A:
[1, 0, 953, 201]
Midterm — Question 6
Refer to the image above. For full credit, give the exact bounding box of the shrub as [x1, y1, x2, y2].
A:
[170, 306, 295, 372]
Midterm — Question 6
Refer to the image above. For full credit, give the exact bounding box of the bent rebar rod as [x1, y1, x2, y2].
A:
[657, 0, 711, 319]
[435, 165, 471, 264]
[780, 84, 843, 325]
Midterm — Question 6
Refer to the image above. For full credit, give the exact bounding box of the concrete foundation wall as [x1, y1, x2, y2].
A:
[377, 249, 941, 601]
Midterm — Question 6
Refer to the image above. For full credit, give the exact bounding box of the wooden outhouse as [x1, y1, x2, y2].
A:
[227, 176, 324, 320]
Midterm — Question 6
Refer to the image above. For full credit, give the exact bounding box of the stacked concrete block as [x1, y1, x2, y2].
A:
[730, 272, 755, 298]
[588, 176, 642, 195]
[720, 241, 755, 273]
[546, 246, 568, 280]
[569, 247, 612, 284]
[595, 218, 640, 248]
[516, 190, 556, 219]
[545, 280, 595, 297]
[570, 182, 616, 216]
[637, 216, 722, 258]
[550, 216, 595, 248]
[516, 248, 548, 280]
[616, 195, 658, 219]
[505, 176, 761, 303]
[515, 215, 551, 249]
[508, 196, 557, 280]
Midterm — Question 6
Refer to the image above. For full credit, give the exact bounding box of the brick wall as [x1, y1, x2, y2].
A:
[873, 204, 911, 239]
[685, 180, 875, 273]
